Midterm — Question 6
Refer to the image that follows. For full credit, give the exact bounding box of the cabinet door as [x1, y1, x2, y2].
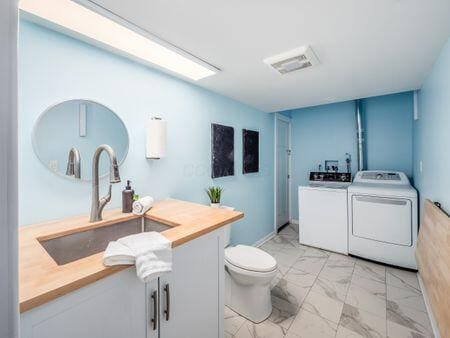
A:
[145, 278, 159, 338]
[21, 268, 146, 338]
[159, 229, 224, 338]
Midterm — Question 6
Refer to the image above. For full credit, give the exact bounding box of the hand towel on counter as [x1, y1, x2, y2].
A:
[118, 232, 172, 282]
[103, 241, 135, 266]
[132, 196, 154, 215]
[118, 232, 171, 255]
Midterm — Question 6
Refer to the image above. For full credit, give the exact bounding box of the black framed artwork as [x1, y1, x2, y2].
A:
[211, 123, 234, 178]
[243, 129, 259, 174]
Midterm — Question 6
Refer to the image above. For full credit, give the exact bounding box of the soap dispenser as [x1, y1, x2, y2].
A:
[122, 180, 134, 213]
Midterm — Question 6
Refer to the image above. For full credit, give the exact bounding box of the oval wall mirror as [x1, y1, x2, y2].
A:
[32, 99, 129, 181]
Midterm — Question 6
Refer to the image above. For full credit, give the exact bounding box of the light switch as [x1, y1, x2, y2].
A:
[419, 160, 423, 173]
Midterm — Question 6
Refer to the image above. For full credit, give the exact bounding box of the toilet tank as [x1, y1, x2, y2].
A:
[220, 206, 234, 248]
[223, 224, 231, 248]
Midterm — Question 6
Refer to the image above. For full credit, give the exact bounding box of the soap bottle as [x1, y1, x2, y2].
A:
[122, 180, 134, 213]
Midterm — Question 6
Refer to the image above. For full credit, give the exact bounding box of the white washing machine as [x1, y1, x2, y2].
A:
[348, 171, 418, 269]
[299, 172, 352, 255]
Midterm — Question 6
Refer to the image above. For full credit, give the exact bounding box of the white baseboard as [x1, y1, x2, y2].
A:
[253, 231, 276, 247]
[290, 219, 299, 225]
[418, 273, 440, 338]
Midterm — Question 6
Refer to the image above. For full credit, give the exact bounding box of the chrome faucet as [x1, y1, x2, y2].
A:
[90, 145, 121, 222]
[65, 147, 81, 179]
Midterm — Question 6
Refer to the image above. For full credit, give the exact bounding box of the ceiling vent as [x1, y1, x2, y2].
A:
[263, 46, 319, 74]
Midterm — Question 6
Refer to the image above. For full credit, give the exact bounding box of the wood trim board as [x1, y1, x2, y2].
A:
[416, 199, 450, 338]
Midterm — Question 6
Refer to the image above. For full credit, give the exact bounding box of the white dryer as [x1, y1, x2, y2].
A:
[348, 171, 418, 269]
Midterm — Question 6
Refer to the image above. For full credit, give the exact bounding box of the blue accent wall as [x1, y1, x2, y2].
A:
[19, 21, 274, 246]
[414, 38, 450, 212]
[289, 93, 414, 219]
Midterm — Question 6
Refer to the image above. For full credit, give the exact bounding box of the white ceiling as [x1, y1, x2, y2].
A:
[85, 0, 450, 112]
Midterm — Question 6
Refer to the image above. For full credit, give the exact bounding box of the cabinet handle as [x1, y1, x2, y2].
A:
[164, 284, 170, 321]
[150, 290, 158, 331]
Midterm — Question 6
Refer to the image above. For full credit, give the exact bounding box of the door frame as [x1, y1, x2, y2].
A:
[274, 113, 292, 232]
[1, 1, 19, 337]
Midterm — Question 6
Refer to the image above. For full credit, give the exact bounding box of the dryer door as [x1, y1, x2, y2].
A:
[352, 195, 412, 246]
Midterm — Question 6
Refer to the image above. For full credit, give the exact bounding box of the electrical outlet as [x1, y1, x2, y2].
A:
[49, 160, 58, 172]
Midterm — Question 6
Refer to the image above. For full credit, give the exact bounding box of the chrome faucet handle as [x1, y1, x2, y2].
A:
[101, 184, 112, 204]
[97, 184, 112, 218]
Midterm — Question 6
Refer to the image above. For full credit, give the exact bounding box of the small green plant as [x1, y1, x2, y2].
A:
[206, 186, 223, 204]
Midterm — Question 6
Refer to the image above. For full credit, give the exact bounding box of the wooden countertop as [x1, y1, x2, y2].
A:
[19, 199, 243, 313]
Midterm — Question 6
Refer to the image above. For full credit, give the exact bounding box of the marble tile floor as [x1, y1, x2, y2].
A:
[224, 224, 434, 338]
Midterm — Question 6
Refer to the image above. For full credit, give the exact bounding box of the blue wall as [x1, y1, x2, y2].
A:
[289, 93, 414, 219]
[414, 38, 450, 212]
[362, 92, 413, 176]
[19, 20, 274, 245]
[290, 101, 358, 219]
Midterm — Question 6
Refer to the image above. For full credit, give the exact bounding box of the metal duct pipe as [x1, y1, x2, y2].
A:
[356, 100, 364, 171]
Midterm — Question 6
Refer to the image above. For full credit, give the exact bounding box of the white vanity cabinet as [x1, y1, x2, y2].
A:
[20, 268, 147, 338]
[151, 228, 225, 338]
[20, 228, 225, 338]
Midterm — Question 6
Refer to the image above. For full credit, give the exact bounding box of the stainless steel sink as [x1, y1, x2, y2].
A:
[39, 218, 173, 266]
[144, 218, 174, 232]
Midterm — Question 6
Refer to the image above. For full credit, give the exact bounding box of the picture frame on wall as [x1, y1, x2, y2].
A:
[242, 129, 259, 174]
[211, 123, 235, 178]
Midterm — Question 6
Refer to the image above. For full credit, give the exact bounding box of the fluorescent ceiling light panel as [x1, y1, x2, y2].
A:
[19, 0, 218, 81]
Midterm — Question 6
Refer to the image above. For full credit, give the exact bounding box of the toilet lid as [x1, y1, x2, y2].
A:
[225, 245, 277, 272]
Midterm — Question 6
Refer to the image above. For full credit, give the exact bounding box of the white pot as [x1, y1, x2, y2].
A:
[210, 203, 220, 208]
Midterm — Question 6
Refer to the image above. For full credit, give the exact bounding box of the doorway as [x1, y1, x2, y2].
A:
[275, 114, 291, 231]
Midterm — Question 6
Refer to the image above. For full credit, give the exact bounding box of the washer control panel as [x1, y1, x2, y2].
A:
[309, 172, 352, 183]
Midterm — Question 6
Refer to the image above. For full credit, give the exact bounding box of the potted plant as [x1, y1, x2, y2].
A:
[206, 186, 223, 208]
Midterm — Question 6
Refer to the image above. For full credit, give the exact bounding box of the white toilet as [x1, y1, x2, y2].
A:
[224, 227, 278, 323]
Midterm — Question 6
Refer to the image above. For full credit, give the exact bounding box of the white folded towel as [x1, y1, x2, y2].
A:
[118, 232, 171, 255]
[117, 232, 172, 282]
[103, 241, 135, 266]
[132, 196, 154, 215]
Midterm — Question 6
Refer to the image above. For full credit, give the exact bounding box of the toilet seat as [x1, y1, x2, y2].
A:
[225, 245, 277, 273]
[225, 260, 278, 279]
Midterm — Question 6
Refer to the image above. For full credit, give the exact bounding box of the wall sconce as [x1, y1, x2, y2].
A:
[146, 116, 167, 159]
